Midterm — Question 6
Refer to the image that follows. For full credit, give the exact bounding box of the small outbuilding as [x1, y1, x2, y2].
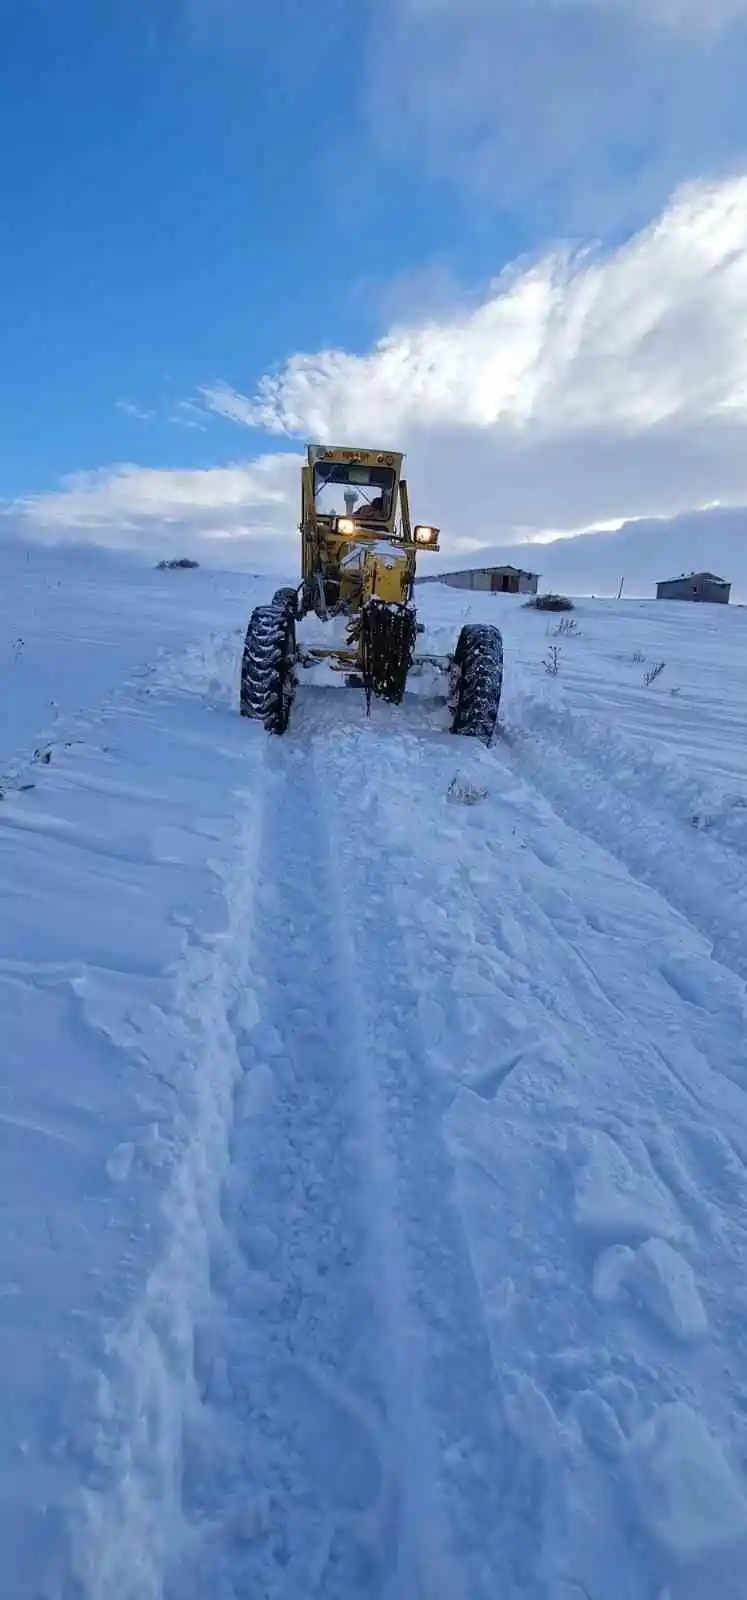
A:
[656, 572, 731, 605]
[419, 564, 539, 595]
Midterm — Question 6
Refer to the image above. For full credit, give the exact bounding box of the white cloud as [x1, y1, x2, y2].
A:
[116, 400, 155, 421]
[168, 400, 208, 432]
[373, 0, 747, 232]
[589, 0, 747, 28]
[399, 0, 747, 29]
[199, 177, 747, 551]
[200, 382, 257, 429]
[14, 176, 747, 586]
[5, 456, 302, 572]
[641, 0, 747, 23]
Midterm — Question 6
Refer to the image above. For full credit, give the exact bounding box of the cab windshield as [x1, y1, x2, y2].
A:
[313, 461, 396, 522]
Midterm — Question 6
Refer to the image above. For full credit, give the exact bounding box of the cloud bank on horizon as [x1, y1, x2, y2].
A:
[5, 0, 747, 590]
[201, 175, 747, 535]
[10, 175, 747, 586]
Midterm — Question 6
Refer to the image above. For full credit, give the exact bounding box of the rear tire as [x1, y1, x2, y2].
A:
[240, 604, 296, 733]
[450, 623, 503, 743]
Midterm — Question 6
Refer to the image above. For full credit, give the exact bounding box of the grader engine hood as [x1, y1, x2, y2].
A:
[340, 539, 404, 569]
[339, 537, 411, 608]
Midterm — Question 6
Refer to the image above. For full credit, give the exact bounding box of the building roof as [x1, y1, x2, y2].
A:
[493, 564, 540, 576]
[434, 564, 540, 578]
[659, 571, 729, 585]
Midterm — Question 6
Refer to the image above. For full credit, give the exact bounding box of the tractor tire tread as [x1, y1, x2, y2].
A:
[240, 603, 296, 733]
[451, 623, 504, 744]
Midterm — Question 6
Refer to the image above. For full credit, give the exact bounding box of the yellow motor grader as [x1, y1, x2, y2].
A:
[239, 443, 503, 740]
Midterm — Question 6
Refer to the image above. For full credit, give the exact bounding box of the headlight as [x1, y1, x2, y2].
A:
[337, 517, 356, 534]
[414, 524, 439, 545]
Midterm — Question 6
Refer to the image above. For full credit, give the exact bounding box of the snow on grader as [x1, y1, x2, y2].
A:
[239, 444, 503, 740]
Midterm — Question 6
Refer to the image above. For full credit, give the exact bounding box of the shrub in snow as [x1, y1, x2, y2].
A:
[156, 558, 200, 569]
[447, 774, 488, 805]
[643, 661, 666, 686]
[525, 593, 574, 611]
[543, 645, 561, 676]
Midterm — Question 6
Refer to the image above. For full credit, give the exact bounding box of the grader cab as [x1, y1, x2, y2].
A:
[299, 445, 435, 614]
[239, 443, 503, 740]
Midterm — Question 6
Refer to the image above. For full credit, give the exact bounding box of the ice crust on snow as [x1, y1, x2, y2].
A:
[593, 1236, 708, 1340]
[570, 1388, 625, 1458]
[592, 1243, 636, 1304]
[572, 1128, 684, 1244]
[237, 1060, 276, 1118]
[626, 1402, 747, 1560]
[501, 1369, 567, 1460]
[626, 1236, 708, 1341]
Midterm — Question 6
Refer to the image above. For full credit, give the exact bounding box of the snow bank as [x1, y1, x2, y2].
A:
[0, 550, 265, 1593]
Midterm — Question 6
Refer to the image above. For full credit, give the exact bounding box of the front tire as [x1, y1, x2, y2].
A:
[450, 623, 503, 743]
[271, 586, 299, 619]
[240, 604, 296, 733]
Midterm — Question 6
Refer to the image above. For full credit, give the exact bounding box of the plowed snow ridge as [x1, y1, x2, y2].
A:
[2, 556, 747, 1600]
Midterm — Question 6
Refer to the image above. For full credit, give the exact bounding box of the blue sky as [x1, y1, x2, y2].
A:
[5, 0, 747, 579]
[0, 0, 527, 495]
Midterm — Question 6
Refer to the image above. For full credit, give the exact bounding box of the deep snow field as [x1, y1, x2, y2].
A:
[3, 540, 747, 1599]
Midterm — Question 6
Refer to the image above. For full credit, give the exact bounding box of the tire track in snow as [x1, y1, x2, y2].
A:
[169, 714, 525, 1600]
[318, 715, 747, 1595]
[501, 705, 747, 1162]
[310, 738, 526, 1600]
[451, 748, 747, 1253]
[57, 693, 272, 1600]
[505, 706, 747, 993]
[306, 713, 548, 1598]
[479, 828, 747, 1148]
[169, 743, 391, 1600]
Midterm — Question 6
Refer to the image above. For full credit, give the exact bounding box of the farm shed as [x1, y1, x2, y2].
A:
[419, 564, 539, 595]
[656, 572, 731, 604]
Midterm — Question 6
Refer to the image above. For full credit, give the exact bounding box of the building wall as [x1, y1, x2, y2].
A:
[434, 568, 539, 594]
[657, 577, 731, 604]
[439, 570, 477, 590]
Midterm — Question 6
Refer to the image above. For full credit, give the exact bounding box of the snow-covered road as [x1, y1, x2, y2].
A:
[3, 549, 747, 1598]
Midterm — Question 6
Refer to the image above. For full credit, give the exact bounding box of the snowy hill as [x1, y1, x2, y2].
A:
[3, 551, 747, 1598]
[427, 503, 747, 601]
